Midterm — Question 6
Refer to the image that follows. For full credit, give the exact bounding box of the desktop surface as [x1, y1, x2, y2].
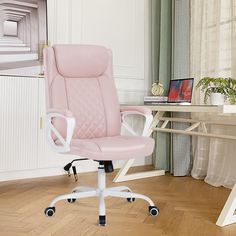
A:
[121, 104, 236, 114]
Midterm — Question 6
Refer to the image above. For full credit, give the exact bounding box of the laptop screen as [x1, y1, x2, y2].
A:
[168, 78, 194, 103]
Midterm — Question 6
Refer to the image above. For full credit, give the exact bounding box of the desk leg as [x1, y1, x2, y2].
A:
[113, 111, 166, 183]
[216, 183, 236, 227]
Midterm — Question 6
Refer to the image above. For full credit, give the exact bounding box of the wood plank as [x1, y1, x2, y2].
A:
[0, 167, 234, 235]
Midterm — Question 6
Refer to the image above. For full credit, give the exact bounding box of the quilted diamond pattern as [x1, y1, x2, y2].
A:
[45, 45, 122, 139]
[65, 77, 107, 139]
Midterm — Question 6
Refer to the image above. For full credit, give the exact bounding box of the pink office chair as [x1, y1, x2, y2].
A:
[43, 44, 159, 226]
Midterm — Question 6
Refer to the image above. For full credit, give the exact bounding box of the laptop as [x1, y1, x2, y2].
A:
[167, 78, 194, 104]
[156, 78, 194, 105]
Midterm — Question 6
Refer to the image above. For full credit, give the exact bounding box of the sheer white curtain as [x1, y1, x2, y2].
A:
[190, 0, 236, 188]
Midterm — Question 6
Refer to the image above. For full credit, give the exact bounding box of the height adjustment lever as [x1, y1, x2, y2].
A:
[72, 166, 78, 181]
[63, 158, 88, 181]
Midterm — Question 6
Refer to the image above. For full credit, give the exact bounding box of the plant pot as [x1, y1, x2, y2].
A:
[210, 93, 224, 105]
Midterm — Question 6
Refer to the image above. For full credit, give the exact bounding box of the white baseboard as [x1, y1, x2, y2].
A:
[0, 167, 65, 182]
[0, 157, 152, 182]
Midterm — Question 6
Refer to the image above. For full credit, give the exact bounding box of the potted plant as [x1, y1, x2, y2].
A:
[196, 77, 236, 105]
[225, 78, 236, 104]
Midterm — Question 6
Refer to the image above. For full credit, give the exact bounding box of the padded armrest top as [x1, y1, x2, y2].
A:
[47, 108, 74, 117]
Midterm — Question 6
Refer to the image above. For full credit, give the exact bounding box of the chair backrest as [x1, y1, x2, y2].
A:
[44, 45, 121, 139]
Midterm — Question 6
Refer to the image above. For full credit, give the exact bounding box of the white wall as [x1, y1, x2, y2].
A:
[47, 0, 150, 104]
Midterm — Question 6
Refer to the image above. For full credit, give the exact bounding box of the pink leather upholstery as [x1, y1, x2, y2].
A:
[67, 136, 154, 160]
[54, 45, 109, 78]
[44, 45, 155, 160]
[44, 45, 121, 139]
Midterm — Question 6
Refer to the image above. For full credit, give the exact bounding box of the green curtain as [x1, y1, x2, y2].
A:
[150, 0, 173, 171]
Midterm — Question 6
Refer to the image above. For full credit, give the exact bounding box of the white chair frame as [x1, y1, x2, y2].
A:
[45, 110, 159, 225]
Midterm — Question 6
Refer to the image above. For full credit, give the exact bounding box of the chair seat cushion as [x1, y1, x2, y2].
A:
[68, 136, 155, 160]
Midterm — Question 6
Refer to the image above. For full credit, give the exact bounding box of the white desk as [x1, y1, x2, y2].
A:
[114, 104, 236, 182]
[113, 104, 236, 227]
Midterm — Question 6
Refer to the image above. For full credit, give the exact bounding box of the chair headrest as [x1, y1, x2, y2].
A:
[53, 44, 110, 78]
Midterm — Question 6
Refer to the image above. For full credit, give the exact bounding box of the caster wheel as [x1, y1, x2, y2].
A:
[67, 198, 76, 203]
[44, 207, 55, 217]
[98, 215, 106, 226]
[127, 197, 135, 202]
[149, 206, 159, 216]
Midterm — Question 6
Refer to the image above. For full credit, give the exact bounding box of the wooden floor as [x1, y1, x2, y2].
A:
[0, 167, 235, 236]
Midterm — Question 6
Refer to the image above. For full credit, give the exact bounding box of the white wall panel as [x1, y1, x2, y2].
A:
[0, 76, 39, 172]
[47, 0, 149, 102]
[81, 0, 144, 78]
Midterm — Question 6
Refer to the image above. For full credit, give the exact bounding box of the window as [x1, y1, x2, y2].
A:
[191, 0, 236, 78]
[3, 21, 18, 37]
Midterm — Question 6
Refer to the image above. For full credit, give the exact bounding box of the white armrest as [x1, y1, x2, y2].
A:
[46, 110, 76, 153]
[120, 106, 153, 137]
[47, 108, 74, 117]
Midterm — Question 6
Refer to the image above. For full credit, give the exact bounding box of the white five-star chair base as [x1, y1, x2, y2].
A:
[45, 162, 159, 226]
